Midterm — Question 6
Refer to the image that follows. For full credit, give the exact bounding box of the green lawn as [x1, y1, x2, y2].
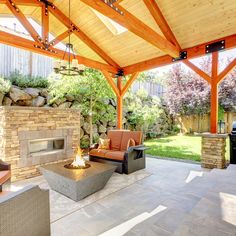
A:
[144, 135, 230, 162]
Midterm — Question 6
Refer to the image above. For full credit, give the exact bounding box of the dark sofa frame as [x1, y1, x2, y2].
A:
[90, 144, 146, 174]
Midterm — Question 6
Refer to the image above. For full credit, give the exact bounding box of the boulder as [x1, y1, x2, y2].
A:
[83, 122, 90, 134]
[31, 96, 46, 107]
[107, 104, 116, 114]
[40, 89, 49, 98]
[46, 95, 52, 104]
[80, 135, 90, 149]
[108, 121, 116, 127]
[16, 100, 32, 106]
[93, 124, 98, 133]
[58, 102, 72, 108]
[0, 93, 4, 105]
[3, 97, 12, 106]
[80, 128, 84, 138]
[10, 87, 31, 102]
[54, 97, 66, 106]
[43, 104, 51, 108]
[65, 94, 75, 102]
[100, 133, 107, 139]
[80, 116, 85, 127]
[100, 117, 108, 127]
[110, 98, 116, 107]
[93, 133, 100, 143]
[52, 103, 58, 108]
[71, 101, 80, 109]
[107, 127, 114, 132]
[98, 125, 106, 133]
[24, 88, 40, 98]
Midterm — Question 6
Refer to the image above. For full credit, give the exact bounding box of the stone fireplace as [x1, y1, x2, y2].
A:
[0, 106, 80, 181]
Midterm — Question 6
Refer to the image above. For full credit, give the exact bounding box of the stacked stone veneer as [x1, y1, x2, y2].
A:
[0, 106, 80, 181]
[201, 133, 228, 169]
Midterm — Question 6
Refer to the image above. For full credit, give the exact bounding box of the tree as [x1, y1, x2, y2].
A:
[48, 68, 115, 146]
[164, 63, 210, 116]
[165, 57, 236, 116]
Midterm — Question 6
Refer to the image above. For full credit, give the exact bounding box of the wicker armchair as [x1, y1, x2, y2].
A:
[0, 160, 11, 192]
[0, 185, 50, 236]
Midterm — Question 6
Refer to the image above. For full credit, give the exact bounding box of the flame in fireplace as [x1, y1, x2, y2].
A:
[71, 147, 86, 168]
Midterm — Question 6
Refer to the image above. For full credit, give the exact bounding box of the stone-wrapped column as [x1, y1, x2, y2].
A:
[201, 133, 228, 169]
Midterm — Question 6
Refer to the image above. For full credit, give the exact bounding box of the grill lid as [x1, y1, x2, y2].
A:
[232, 121, 236, 134]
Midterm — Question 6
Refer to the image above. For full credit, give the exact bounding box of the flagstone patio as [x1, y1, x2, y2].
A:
[7, 157, 236, 236]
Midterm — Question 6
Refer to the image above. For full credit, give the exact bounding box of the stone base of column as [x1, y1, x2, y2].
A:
[201, 133, 228, 169]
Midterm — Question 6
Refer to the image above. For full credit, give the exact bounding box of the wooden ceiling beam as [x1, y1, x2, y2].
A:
[123, 34, 236, 74]
[143, 0, 181, 50]
[102, 70, 120, 97]
[41, 4, 49, 43]
[0, 0, 40, 6]
[48, 4, 120, 68]
[5, 0, 42, 43]
[49, 29, 71, 46]
[183, 60, 211, 84]
[80, 0, 179, 58]
[121, 72, 139, 96]
[217, 58, 236, 83]
[0, 30, 117, 73]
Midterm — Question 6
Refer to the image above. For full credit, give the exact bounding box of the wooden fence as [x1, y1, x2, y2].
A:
[177, 112, 236, 133]
[0, 43, 164, 98]
[0, 43, 53, 77]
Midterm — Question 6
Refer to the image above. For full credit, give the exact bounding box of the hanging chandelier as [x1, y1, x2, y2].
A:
[53, 0, 85, 76]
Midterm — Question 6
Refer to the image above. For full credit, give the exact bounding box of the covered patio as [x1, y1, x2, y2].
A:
[0, 0, 236, 235]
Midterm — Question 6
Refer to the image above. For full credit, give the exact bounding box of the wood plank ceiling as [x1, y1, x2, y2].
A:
[0, 0, 235, 70]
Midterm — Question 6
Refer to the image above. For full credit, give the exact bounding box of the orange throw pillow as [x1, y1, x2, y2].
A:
[127, 138, 136, 150]
[98, 138, 110, 150]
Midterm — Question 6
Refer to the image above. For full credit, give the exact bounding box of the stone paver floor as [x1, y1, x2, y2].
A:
[9, 158, 236, 235]
[50, 158, 236, 236]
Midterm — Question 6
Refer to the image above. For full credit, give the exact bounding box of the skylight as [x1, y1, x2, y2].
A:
[92, 10, 127, 35]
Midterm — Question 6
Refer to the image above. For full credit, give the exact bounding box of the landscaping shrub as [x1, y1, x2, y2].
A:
[0, 77, 11, 94]
[7, 72, 48, 88]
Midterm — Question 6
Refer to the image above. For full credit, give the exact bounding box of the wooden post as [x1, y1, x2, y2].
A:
[210, 52, 219, 133]
[117, 76, 123, 129]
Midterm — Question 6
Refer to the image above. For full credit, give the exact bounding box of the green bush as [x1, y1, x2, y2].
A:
[80, 138, 90, 149]
[0, 77, 11, 94]
[146, 132, 158, 139]
[172, 125, 181, 133]
[7, 72, 48, 88]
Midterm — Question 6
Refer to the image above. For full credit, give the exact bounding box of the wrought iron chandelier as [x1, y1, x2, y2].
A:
[53, 0, 85, 76]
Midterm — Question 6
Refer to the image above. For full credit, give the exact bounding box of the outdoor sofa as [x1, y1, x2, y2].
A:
[0, 185, 50, 236]
[89, 130, 146, 174]
[0, 160, 11, 192]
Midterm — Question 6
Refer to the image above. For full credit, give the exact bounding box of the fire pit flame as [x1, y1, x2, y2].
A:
[64, 147, 90, 170]
[72, 147, 86, 167]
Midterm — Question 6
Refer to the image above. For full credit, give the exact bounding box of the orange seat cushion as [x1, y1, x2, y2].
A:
[0, 170, 11, 185]
[120, 131, 142, 151]
[90, 149, 110, 158]
[107, 130, 124, 151]
[104, 151, 125, 161]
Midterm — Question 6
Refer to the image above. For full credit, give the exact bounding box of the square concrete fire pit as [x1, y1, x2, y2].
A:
[39, 161, 116, 201]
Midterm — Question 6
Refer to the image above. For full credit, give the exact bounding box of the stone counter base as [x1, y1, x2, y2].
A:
[201, 133, 228, 169]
